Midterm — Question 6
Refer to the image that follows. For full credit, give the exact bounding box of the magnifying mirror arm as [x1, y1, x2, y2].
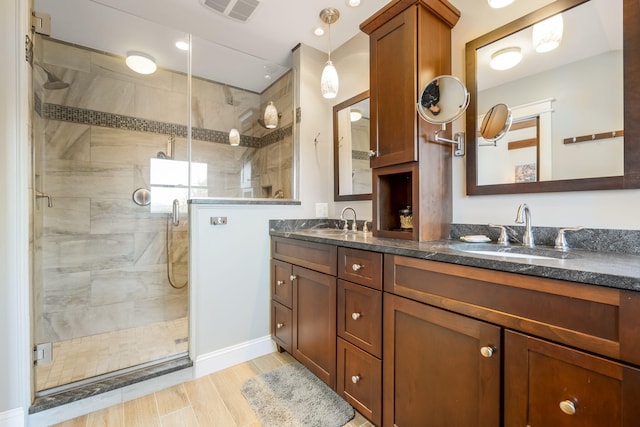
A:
[435, 124, 465, 157]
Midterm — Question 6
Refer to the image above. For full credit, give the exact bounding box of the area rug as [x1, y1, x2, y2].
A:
[241, 362, 355, 427]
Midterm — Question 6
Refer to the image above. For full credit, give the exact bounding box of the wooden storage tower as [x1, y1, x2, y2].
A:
[360, 0, 460, 241]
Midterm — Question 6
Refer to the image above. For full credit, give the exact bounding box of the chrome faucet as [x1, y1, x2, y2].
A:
[340, 207, 358, 232]
[515, 203, 534, 247]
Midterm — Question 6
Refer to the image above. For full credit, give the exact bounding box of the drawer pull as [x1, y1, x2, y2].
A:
[352, 263, 363, 271]
[276, 280, 284, 286]
[290, 275, 297, 281]
[351, 375, 360, 384]
[276, 323, 284, 329]
[480, 346, 496, 358]
[351, 312, 361, 320]
[559, 400, 576, 415]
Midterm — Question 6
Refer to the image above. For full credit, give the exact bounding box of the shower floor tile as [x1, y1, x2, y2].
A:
[36, 317, 188, 392]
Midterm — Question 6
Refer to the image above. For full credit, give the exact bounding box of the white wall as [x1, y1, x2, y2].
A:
[450, 0, 640, 229]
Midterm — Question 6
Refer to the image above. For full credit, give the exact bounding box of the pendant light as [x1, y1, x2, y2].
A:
[264, 102, 278, 129]
[229, 128, 240, 146]
[319, 8, 340, 99]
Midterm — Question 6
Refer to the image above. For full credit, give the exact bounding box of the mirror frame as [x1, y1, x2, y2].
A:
[465, 0, 640, 195]
[333, 90, 372, 201]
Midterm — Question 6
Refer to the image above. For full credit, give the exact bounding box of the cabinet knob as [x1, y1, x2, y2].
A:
[276, 322, 284, 329]
[351, 375, 360, 384]
[276, 280, 284, 286]
[290, 275, 297, 281]
[559, 400, 576, 415]
[351, 312, 361, 320]
[368, 150, 376, 158]
[351, 263, 363, 271]
[480, 346, 496, 358]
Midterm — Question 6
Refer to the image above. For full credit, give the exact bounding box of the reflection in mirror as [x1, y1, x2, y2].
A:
[465, 0, 640, 194]
[333, 91, 372, 201]
[417, 75, 470, 125]
[480, 103, 512, 142]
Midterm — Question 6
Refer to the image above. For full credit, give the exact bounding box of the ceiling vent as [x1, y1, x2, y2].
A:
[200, 0, 261, 22]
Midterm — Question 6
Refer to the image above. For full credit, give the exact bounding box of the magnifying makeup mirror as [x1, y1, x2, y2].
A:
[481, 103, 513, 143]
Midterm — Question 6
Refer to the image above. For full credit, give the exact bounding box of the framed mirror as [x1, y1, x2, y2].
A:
[333, 91, 372, 201]
[465, 0, 640, 195]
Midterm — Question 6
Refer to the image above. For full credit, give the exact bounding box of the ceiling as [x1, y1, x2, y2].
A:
[33, 0, 620, 93]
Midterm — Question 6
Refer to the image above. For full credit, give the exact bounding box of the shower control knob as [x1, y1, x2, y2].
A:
[480, 346, 496, 358]
[276, 280, 284, 287]
[351, 375, 360, 384]
[351, 312, 361, 320]
[276, 323, 284, 329]
[352, 263, 363, 271]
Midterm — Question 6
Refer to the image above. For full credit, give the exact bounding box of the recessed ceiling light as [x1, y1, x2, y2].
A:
[533, 14, 563, 53]
[488, 0, 515, 8]
[125, 51, 157, 74]
[490, 47, 522, 70]
[175, 41, 189, 51]
[346, 0, 361, 7]
[314, 26, 325, 37]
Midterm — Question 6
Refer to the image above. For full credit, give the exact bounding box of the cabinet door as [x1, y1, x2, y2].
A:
[292, 265, 337, 388]
[369, 6, 417, 168]
[505, 330, 640, 427]
[383, 293, 501, 427]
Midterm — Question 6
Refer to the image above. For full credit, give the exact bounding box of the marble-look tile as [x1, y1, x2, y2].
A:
[90, 199, 167, 234]
[42, 233, 134, 272]
[90, 51, 174, 92]
[42, 39, 92, 73]
[45, 121, 91, 162]
[44, 197, 91, 235]
[134, 84, 188, 125]
[90, 127, 167, 165]
[133, 294, 188, 325]
[45, 300, 136, 341]
[45, 160, 133, 199]
[42, 271, 91, 314]
[133, 232, 165, 266]
[90, 264, 168, 306]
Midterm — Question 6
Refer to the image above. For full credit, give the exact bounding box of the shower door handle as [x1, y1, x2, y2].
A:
[172, 199, 180, 226]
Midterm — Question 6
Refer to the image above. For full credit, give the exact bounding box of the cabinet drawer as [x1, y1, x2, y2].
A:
[271, 301, 292, 353]
[338, 247, 383, 290]
[271, 259, 292, 308]
[337, 338, 382, 426]
[337, 280, 382, 358]
[272, 237, 337, 275]
[505, 330, 640, 426]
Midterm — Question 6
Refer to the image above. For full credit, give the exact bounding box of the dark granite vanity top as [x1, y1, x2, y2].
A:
[269, 220, 640, 292]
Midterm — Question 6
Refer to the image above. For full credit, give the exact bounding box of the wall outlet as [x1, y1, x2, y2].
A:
[315, 203, 328, 218]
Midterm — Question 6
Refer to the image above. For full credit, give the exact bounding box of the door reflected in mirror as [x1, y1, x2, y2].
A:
[334, 91, 372, 201]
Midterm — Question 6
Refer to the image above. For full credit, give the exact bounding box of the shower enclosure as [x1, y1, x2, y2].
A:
[31, 0, 294, 397]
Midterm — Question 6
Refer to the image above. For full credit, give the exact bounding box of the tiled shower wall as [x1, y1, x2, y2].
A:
[33, 36, 293, 343]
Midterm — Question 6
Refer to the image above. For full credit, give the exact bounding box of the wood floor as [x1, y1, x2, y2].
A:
[52, 351, 374, 427]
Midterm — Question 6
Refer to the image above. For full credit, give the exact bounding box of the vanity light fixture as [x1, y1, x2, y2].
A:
[264, 102, 279, 129]
[125, 51, 157, 74]
[350, 109, 362, 122]
[488, 0, 515, 8]
[533, 14, 563, 53]
[228, 128, 240, 146]
[319, 8, 340, 99]
[490, 47, 522, 70]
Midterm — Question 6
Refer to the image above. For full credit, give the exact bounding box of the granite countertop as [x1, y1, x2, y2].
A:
[270, 225, 640, 292]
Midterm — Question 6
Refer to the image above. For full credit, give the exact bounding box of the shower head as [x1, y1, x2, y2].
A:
[35, 63, 69, 90]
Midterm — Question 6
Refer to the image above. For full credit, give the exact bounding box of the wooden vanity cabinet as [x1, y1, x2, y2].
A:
[383, 253, 640, 426]
[360, 0, 460, 241]
[336, 247, 383, 425]
[271, 237, 337, 388]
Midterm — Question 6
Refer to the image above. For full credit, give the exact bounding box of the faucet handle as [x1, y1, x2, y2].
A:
[554, 226, 583, 251]
[488, 224, 509, 246]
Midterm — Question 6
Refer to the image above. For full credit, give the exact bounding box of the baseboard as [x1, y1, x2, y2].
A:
[0, 408, 25, 427]
[194, 335, 277, 378]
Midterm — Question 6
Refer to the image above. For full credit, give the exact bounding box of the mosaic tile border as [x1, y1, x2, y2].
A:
[35, 95, 291, 149]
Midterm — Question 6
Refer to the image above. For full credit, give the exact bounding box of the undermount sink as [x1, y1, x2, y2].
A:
[451, 244, 576, 260]
[295, 228, 355, 236]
